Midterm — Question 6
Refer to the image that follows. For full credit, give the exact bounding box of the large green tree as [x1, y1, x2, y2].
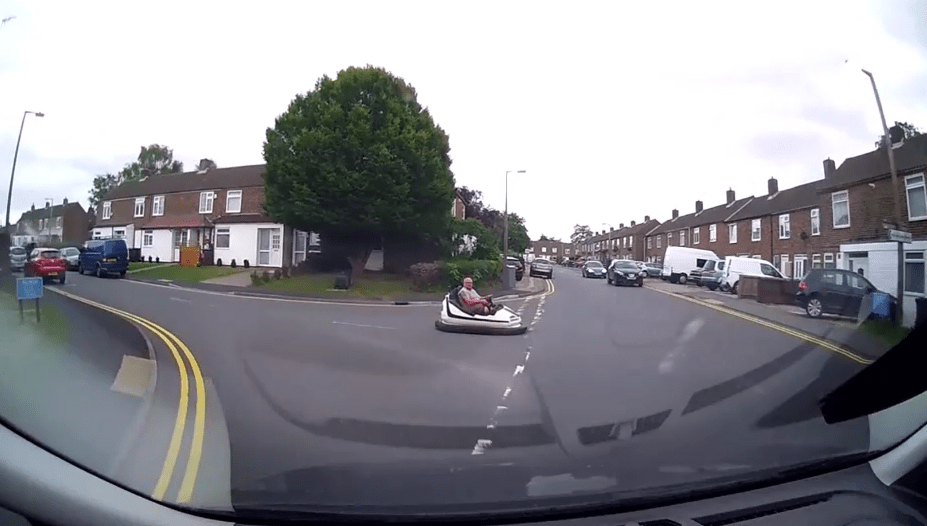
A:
[88, 144, 184, 209]
[263, 66, 455, 277]
[896, 121, 922, 139]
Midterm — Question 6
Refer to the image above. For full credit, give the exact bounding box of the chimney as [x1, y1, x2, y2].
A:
[823, 158, 836, 179]
[726, 188, 736, 204]
[644, 215, 650, 222]
[31, 204, 35, 211]
[619, 223, 624, 229]
[610, 227, 615, 232]
[63, 197, 68, 205]
[672, 209, 679, 219]
[45, 201, 50, 208]
[695, 200, 703, 213]
[768, 177, 778, 196]
[631, 220, 636, 226]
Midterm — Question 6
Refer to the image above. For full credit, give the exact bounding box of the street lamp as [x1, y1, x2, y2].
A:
[861, 69, 905, 324]
[5, 110, 45, 229]
[502, 169, 526, 263]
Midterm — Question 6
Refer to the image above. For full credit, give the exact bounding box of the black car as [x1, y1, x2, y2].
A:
[581, 260, 606, 278]
[607, 260, 644, 287]
[506, 256, 524, 281]
[796, 268, 889, 319]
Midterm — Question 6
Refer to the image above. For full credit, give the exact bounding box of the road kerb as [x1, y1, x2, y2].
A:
[645, 284, 872, 365]
[47, 288, 206, 503]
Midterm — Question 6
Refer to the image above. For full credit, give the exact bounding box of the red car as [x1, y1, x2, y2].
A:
[24, 247, 68, 284]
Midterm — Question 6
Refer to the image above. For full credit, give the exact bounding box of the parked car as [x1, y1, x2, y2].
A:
[59, 247, 81, 270]
[529, 257, 553, 279]
[700, 260, 727, 291]
[720, 256, 784, 294]
[607, 259, 645, 287]
[581, 260, 606, 278]
[9, 246, 27, 272]
[796, 268, 889, 319]
[641, 261, 663, 278]
[79, 238, 129, 278]
[24, 248, 68, 284]
[691, 258, 721, 286]
[661, 246, 718, 284]
[506, 256, 524, 281]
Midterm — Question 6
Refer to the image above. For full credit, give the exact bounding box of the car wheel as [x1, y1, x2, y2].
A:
[607, 275, 612, 284]
[59, 274, 66, 285]
[638, 279, 643, 287]
[119, 270, 127, 278]
[731, 281, 739, 295]
[96, 264, 104, 278]
[805, 296, 824, 318]
[78, 263, 84, 275]
[707, 284, 718, 291]
[678, 274, 688, 285]
[696, 282, 703, 287]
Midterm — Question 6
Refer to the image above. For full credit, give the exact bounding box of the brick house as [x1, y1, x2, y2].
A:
[529, 238, 571, 262]
[645, 191, 753, 262]
[814, 134, 927, 325]
[12, 199, 90, 246]
[724, 177, 826, 278]
[610, 217, 660, 261]
[92, 164, 318, 268]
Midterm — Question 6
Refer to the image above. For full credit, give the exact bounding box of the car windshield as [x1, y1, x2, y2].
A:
[1, 4, 923, 522]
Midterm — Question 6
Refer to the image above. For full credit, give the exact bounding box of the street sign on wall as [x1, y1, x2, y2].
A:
[888, 229, 913, 243]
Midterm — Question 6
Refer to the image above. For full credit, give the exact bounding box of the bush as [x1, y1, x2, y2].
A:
[261, 270, 271, 283]
[231, 259, 237, 268]
[244, 259, 250, 269]
[409, 262, 442, 292]
[216, 258, 223, 267]
[301, 253, 350, 273]
[273, 268, 282, 280]
[250, 271, 262, 286]
[440, 258, 502, 289]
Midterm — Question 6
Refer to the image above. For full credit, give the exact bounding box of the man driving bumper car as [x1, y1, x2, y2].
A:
[458, 277, 501, 315]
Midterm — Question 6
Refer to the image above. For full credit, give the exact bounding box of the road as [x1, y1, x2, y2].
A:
[3, 266, 877, 508]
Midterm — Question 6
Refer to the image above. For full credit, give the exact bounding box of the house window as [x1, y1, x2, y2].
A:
[152, 195, 165, 216]
[143, 230, 153, 247]
[541, 246, 547, 253]
[226, 190, 242, 214]
[728, 223, 737, 243]
[56, 217, 61, 228]
[102, 201, 112, 219]
[667, 232, 672, 243]
[812, 254, 822, 269]
[693, 227, 700, 244]
[199, 191, 215, 214]
[824, 253, 835, 269]
[114, 229, 125, 239]
[679, 231, 686, 246]
[809, 208, 820, 236]
[647, 237, 652, 249]
[630, 236, 633, 247]
[272, 232, 281, 250]
[622, 237, 627, 247]
[832, 190, 850, 228]
[905, 174, 927, 220]
[174, 230, 188, 248]
[905, 251, 925, 294]
[216, 227, 230, 249]
[778, 214, 790, 239]
[657, 236, 662, 248]
[709, 224, 717, 242]
[751, 219, 761, 241]
[552, 247, 558, 253]
[134, 197, 145, 218]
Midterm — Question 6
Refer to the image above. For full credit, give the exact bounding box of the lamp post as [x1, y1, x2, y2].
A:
[5, 111, 45, 230]
[861, 69, 904, 325]
[502, 170, 526, 263]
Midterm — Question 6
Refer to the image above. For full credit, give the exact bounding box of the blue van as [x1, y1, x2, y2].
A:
[79, 239, 129, 278]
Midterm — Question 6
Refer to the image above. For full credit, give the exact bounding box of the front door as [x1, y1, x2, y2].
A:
[257, 228, 282, 267]
[173, 229, 188, 262]
[848, 256, 869, 280]
[793, 256, 807, 281]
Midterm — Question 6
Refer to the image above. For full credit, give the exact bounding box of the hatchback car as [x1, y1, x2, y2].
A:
[79, 239, 129, 278]
[9, 246, 27, 272]
[641, 261, 663, 277]
[607, 260, 645, 287]
[529, 257, 553, 279]
[24, 248, 68, 284]
[581, 260, 606, 278]
[796, 268, 886, 319]
[59, 247, 81, 270]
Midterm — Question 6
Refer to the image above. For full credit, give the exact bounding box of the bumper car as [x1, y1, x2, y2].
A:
[435, 286, 528, 335]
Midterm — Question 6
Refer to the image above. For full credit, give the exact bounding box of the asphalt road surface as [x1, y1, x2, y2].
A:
[11, 266, 876, 507]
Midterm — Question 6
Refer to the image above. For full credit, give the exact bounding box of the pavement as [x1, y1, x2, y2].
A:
[0, 265, 891, 508]
[200, 269, 253, 286]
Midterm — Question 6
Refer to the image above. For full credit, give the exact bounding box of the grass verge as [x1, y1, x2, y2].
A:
[258, 272, 441, 298]
[128, 261, 168, 271]
[858, 318, 912, 347]
[129, 264, 246, 281]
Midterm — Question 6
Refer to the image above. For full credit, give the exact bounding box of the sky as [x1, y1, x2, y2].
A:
[1, 1, 925, 241]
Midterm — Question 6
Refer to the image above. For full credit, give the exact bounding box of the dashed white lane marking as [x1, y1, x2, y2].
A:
[331, 321, 396, 330]
[170, 297, 192, 303]
[658, 318, 705, 373]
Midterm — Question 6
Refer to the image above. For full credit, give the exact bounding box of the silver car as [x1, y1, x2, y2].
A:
[59, 247, 81, 270]
[529, 257, 554, 279]
[9, 246, 27, 272]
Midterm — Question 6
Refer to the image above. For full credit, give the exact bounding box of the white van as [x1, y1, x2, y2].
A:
[661, 246, 719, 284]
[720, 256, 785, 294]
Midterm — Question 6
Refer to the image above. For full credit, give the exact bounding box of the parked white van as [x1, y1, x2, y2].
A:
[720, 256, 785, 294]
[661, 246, 719, 284]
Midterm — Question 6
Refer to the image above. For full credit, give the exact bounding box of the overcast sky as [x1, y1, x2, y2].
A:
[1, 1, 925, 240]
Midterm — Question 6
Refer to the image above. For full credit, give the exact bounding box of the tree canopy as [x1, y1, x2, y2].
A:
[263, 65, 455, 275]
[571, 224, 592, 244]
[88, 144, 184, 209]
[896, 121, 922, 139]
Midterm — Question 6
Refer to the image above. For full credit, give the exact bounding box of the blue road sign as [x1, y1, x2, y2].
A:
[17, 277, 43, 300]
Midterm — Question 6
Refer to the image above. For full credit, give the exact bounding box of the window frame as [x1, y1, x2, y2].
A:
[709, 224, 717, 242]
[656, 235, 662, 249]
[810, 208, 820, 236]
[152, 195, 165, 216]
[142, 230, 153, 247]
[832, 190, 850, 228]
[728, 222, 737, 243]
[647, 237, 652, 249]
[778, 214, 790, 239]
[751, 219, 761, 242]
[134, 197, 145, 218]
[199, 191, 215, 214]
[679, 230, 686, 246]
[905, 173, 927, 221]
[226, 190, 243, 214]
[693, 227, 700, 244]
[102, 201, 112, 220]
[904, 251, 925, 295]
[215, 227, 230, 249]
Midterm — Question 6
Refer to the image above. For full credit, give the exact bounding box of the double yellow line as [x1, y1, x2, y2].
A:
[50, 289, 206, 502]
[647, 286, 872, 365]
